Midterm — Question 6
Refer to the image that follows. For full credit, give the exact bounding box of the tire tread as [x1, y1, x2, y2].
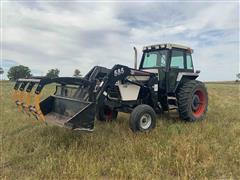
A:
[177, 80, 208, 121]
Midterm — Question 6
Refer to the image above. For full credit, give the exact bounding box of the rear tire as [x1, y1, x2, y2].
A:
[129, 104, 156, 132]
[96, 106, 118, 121]
[177, 80, 208, 121]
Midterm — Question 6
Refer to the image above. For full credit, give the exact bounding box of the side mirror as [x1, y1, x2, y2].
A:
[196, 70, 200, 74]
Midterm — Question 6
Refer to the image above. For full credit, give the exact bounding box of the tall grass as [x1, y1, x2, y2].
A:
[0, 82, 239, 179]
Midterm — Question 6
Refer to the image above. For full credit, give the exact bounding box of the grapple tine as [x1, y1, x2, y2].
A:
[16, 81, 28, 112]
[22, 81, 36, 115]
[33, 94, 45, 121]
[29, 106, 40, 120]
[24, 81, 44, 121]
[24, 92, 31, 114]
[12, 81, 21, 102]
[27, 93, 45, 121]
[28, 78, 53, 121]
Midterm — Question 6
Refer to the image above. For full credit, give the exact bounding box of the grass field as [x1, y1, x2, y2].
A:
[1, 81, 240, 179]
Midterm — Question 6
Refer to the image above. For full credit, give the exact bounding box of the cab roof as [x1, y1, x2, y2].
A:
[143, 43, 193, 53]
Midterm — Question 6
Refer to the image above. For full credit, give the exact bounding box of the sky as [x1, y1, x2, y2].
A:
[1, 1, 239, 81]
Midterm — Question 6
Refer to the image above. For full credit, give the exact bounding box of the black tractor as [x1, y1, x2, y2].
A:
[13, 43, 208, 132]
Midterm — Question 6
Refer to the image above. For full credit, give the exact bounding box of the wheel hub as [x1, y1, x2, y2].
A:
[192, 94, 200, 110]
[139, 114, 152, 129]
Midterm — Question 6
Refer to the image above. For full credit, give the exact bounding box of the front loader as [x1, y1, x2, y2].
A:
[13, 43, 208, 132]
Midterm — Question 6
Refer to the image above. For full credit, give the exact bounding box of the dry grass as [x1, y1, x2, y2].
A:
[0, 81, 240, 179]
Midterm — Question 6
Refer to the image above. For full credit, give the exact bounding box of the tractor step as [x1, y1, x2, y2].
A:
[167, 95, 178, 111]
[167, 96, 177, 100]
[168, 104, 178, 110]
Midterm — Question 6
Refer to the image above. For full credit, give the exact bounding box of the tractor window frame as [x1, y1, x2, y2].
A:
[186, 52, 194, 70]
[142, 53, 158, 68]
[170, 49, 185, 69]
[140, 49, 169, 69]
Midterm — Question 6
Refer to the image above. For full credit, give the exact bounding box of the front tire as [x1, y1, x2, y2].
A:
[177, 80, 208, 121]
[129, 104, 156, 132]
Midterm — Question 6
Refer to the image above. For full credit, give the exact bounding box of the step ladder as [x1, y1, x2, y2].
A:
[167, 95, 179, 119]
[167, 96, 178, 110]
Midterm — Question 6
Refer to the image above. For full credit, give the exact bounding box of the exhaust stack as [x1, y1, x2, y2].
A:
[133, 47, 137, 69]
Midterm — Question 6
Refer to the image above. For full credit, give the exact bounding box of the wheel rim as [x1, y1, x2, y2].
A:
[139, 114, 152, 129]
[192, 89, 206, 117]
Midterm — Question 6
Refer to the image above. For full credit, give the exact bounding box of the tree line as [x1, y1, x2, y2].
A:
[6, 65, 82, 81]
[3, 65, 240, 82]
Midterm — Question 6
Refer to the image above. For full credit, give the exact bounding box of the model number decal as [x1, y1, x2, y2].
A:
[114, 68, 124, 76]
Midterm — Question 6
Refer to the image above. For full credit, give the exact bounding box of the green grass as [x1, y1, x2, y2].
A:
[1, 81, 240, 179]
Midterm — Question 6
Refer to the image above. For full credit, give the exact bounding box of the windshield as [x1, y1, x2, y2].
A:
[142, 50, 168, 68]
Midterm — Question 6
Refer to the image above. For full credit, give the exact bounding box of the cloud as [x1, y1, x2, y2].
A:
[2, 1, 239, 81]
[2, 59, 18, 68]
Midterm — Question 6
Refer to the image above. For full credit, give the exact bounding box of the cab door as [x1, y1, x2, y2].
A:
[167, 49, 186, 92]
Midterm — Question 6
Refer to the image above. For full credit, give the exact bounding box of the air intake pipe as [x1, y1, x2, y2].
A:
[133, 47, 137, 69]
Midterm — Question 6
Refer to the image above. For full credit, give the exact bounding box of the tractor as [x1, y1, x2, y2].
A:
[13, 43, 208, 132]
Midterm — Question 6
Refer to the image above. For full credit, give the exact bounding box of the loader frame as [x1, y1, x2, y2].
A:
[13, 64, 158, 130]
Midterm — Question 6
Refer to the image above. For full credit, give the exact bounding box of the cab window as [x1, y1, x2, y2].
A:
[142, 53, 157, 68]
[142, 50, 167, 68]
[186, 53, 193, 70]
[170, 50, 184, 69]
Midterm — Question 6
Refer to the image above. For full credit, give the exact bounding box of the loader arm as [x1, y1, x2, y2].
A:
[94, 64, 159, 111]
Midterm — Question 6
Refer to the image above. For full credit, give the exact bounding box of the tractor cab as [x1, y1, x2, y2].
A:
[139, 43, 196, 93]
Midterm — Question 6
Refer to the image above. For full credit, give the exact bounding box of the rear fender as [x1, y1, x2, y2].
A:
[174, 72, 199, 92]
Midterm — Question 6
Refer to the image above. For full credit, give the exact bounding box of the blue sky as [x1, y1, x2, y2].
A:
[1, 1, 239, 80]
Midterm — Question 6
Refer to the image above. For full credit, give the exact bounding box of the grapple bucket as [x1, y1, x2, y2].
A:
[12, 77, 97, 130]
[40, 92, 95, 130]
